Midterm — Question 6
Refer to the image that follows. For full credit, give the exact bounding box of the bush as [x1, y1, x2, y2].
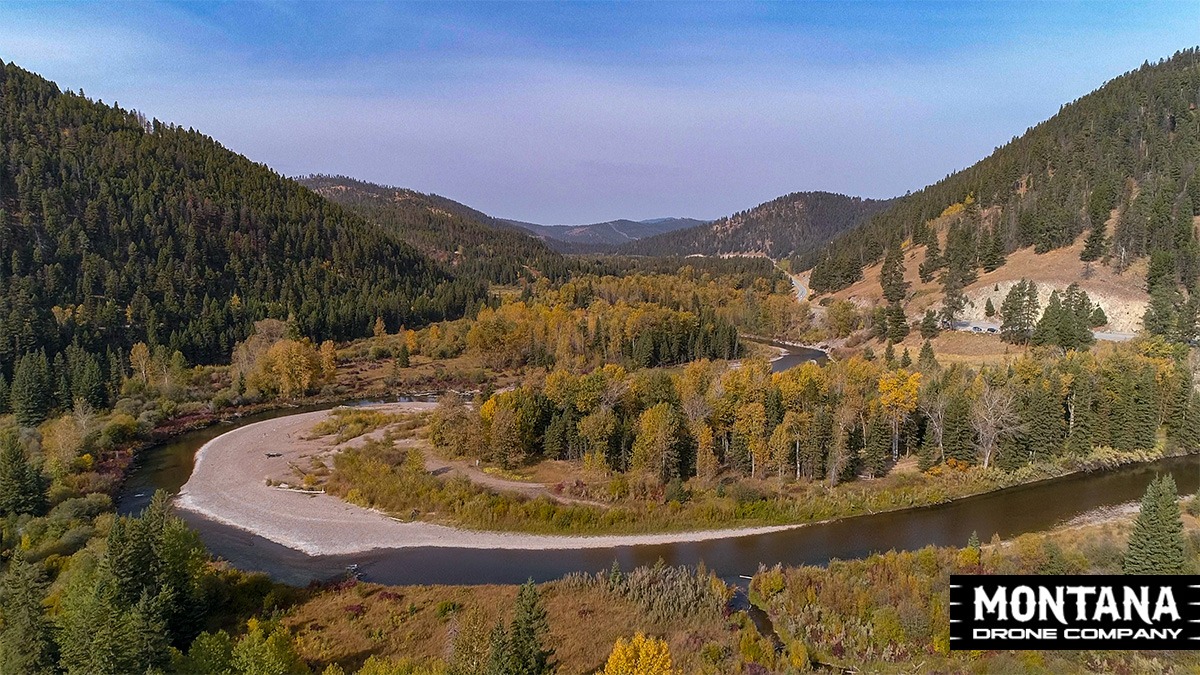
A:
[211, 388, 237, 411]
[100, 413, 140, 447]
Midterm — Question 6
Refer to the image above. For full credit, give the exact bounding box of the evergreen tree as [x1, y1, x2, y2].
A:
[1031, 291, 1065, 348]
[0, 373, 8, 414]
[918, 340, 938, 370]
[919, 235, 943, 283]
[1123, 475, 1189, 574]
[979, 227, 1005, 271]
[870, 306, 889, 341]
[999, 280, 1039, 345]
[919, 310, 939, 339]
[885, 302, 909, 342]
[940, 273, 967, 326]
[899, 348, 912, 369]
[880, 241, 908, 303]
[0, 553, 57, 675]
[864, 414, 891, 478]
[397, 343, 410, 368]
[942, 392, 974, 464]
[10, 351, 51, 426]
[967, 530, 981, 552]
[0, 431, 46, 517]
[1144, 286, 1181, 340]
[506, 580, 555, 675]
[1081, 222, 1107, 263]
[486, 621, 511, 675]
[984, 297, 996, 319]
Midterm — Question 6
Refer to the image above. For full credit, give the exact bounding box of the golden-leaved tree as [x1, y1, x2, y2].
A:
[601, 633, 679, 675]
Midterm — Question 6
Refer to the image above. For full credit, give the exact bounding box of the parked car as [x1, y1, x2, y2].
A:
[972, 326, 983, 332]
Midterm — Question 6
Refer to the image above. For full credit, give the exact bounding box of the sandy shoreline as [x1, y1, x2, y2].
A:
[176, 404, 808, 556]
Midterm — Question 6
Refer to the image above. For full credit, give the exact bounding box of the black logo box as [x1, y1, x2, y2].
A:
[950, 575, 1200, 650]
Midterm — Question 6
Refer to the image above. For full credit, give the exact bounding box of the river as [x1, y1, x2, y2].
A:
[116, 350, 1197, 588]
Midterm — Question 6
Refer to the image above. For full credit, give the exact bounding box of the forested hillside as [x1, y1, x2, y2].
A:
[620, 191, 892, 258]
[299, 175, 571, 283]
[506, 216, 707, 252]
[0, 60, 485, 402]
[808, 48, 1200, 308]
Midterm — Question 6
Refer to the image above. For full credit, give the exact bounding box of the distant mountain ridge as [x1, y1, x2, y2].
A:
[505, 217, 707, 252]
[619, 191, 894, 258]
[298, 175, 569, 284]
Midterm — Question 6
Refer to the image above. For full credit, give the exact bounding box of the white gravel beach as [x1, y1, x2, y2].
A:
[175, 403, 806, 556]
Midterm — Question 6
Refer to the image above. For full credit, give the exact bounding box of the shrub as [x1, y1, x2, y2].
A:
[100, 413, 139, 447]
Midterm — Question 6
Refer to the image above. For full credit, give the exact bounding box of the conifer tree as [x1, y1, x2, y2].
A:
[0, 553, 57, 675]
[979, 227, 1005, 271]
[1032, 291, 1065, 348]
[870, 306, 889, 341]
[919, 310, 939, 339]
[864, 414, 891, 477]
[942, 392, 974, 463]
[918, 340, 937, 370]
[886, 302, 909, 342]
[919, 235, 943, 283]
[0, 373, 8, 414]
[11, 351, 51, 426]
[984, 297, 995, 319]
[1081, 222, 1107, 264]
[940, 274, 967, 326]
[880, 241, 908, 303]
[486, 621, 511, 675]
[899, 348, 912, 369]
[1065, 372, 1098, 455]
[0, 431, 46, 517]
[507, 580, 555, 675]
[1144, 286, 1181, 339]
[999, 280, 1039, 345]
[1123, 475, 1189, 574]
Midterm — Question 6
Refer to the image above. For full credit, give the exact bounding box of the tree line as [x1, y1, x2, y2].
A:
[433, 337, 1200, 486]
[0, 60, 486, 404]
[808, 49, 1200, 317]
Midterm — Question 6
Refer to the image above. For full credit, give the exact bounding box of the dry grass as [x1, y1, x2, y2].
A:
[818, 228, 1151, 334]
[284, 580, 736, 674]
[895, 329, 1028, 366]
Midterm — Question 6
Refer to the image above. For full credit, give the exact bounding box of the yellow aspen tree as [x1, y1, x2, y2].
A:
[878, 369, 922, 461]
[129, 342, 152, 385]
[692, 421, 718, 481]
[602, 633, 678, 675]
[319, 340, 337, 380]
[630, 403, 679, 481]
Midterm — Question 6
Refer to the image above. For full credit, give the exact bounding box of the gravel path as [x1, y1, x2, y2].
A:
[176, 404, 806, 555]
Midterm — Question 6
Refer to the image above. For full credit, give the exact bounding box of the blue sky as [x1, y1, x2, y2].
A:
[2, 1, 1197, 224]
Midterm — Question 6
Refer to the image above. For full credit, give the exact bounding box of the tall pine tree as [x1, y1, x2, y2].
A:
[1123, 474, 1189, 574]
[0, 553, 57, 675]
